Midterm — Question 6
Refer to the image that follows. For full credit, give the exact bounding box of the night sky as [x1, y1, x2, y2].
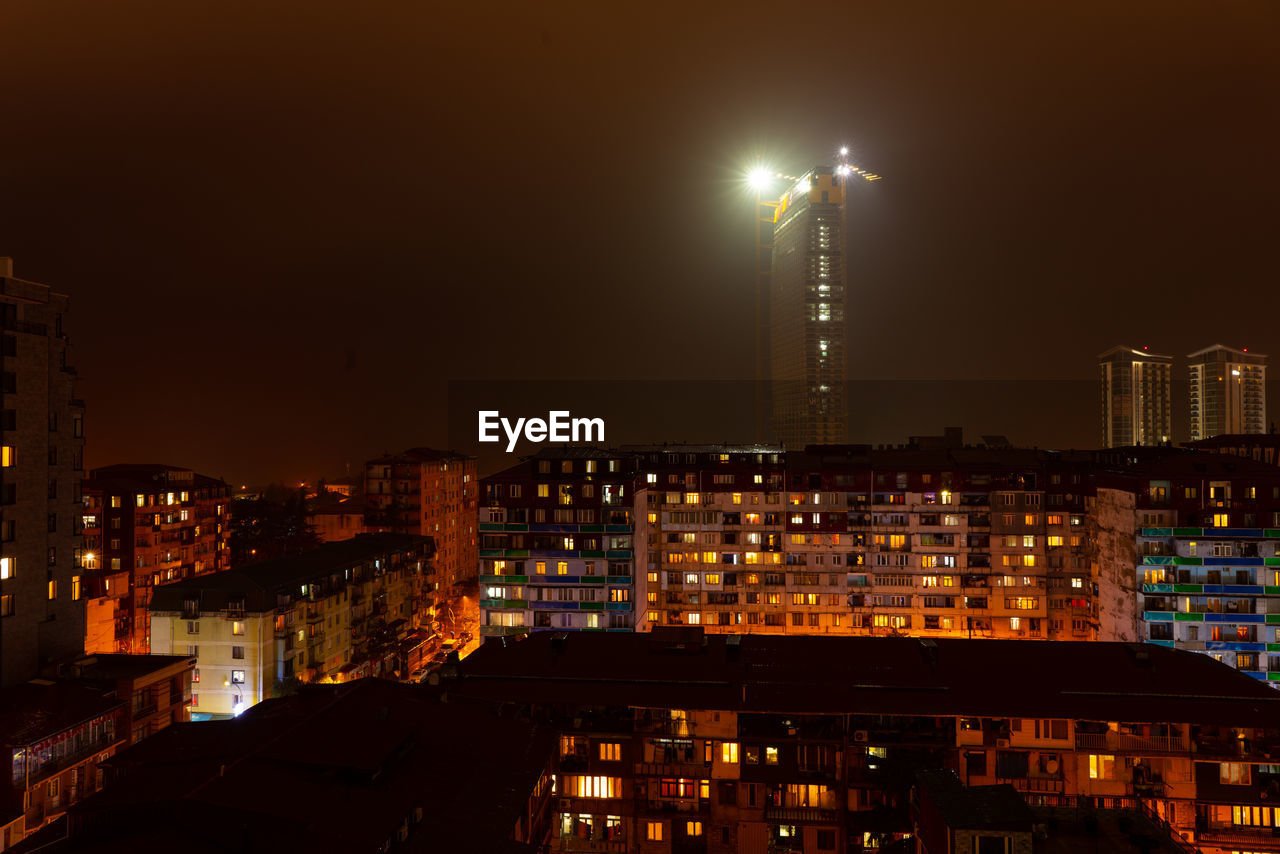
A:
[1, 1, 1276, 483]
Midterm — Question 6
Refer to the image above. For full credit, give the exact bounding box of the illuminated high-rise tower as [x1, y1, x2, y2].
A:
[1097, 345, 1172, 447]
[1187, 344, 1268, 440]
[768, 167, 848, 448]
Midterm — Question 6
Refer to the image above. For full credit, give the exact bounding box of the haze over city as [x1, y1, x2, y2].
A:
[2, 1, 1277, 484]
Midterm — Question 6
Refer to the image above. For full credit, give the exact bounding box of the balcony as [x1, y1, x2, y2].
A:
[1075, 732, 1186, 754]
[552, 839, 627, 854]
[634, 761, 709, 779]
[764, 805, 839, 824]
[1196, 826, 1280, 849]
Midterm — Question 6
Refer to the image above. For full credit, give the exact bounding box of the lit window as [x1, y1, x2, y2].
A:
[536, 561, 547, 575]
[686, 821, 703, 837]
[47, 580, 57, 600]
[598, 742, 621, 761]
[765, 746, 779, 765]
[557, 561, 568, 575]
[1088, 754, 1114, 779]
[721, 742, 739, 763]
[1213, 513, 1229, 528]
[0, 446, 12, 467]
[232, 620, 245, 635]
[646, 821, 663, 841]
[563, 775, 621, 798]
[231, 670, 245, 684]
[0, 557, 11, 579]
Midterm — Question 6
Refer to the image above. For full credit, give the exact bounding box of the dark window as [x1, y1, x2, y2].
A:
[965, 750, 987, 777]
[995, 750, 1029, 779]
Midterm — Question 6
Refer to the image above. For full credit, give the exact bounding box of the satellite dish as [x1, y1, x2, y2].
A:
[1046, 759, 1060, 774]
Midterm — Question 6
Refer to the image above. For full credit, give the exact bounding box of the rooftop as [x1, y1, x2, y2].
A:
[149, 533, 431, 613]
[917, 770, 1032, 831]
[455, 629, 1280, 726]
[0, 679, 123, 748]
[61, 654, 194, 683]
[59, 679, 551, 854]
[84, 463, 228, 493]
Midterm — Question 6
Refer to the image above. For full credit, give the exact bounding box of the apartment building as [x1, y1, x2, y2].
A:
[148, 534, 433, 717]
[0, 258, 87, 689]
[306, 489, 366, 543]
[81, 464, 231, 654]
[479, 447, 638, 638]
[628, 444, 1137, 643]
[1188, 345, 1268, 440]
[1098, 345, 1173, 447]
[0, 653, 193, 847]
[1189, 433, 1280, 468]
[452, 628, 1280, 854]
[365, 448, 477, 591]
[1133, 452, 1280, 684]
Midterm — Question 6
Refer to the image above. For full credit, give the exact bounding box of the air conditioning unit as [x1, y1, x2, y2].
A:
[853, 730, 869, 743]
[996, 738, 1010, 748]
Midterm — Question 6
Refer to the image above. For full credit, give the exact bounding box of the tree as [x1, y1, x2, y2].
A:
[228, 484, 320, 564]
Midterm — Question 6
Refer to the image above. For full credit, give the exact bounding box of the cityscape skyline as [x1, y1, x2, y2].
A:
[2, 1, 1278, 484]
[3, 2, 1280, 851]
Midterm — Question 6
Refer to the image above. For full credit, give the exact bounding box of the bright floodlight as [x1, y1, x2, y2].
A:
[747, 167, 773, 190]
[836, 164, 851, 177]
[839, 146, 849, 156]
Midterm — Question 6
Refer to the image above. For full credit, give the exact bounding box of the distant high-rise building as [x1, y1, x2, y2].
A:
[768, 168, 847, 447]
[0, 258, 87, 688]
[1187, 344, 1267, 440]
[1097, 345, 1172, 447]
[364, 448, 477, 592]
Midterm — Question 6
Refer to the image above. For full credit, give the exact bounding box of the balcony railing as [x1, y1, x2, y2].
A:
[1074, 732, 1186, 754]
[764, 805, 839, 824]
[1196, 826, 1280, 848]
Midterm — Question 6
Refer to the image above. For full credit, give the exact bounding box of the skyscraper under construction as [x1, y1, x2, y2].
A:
[768, 167, 848, 448]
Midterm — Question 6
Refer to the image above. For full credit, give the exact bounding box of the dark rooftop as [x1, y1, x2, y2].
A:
[84, 463, 228, 493]
[56, 679, 551, 854]
[61, 653, 194, 683]
[149, 533, 431, 613]
[917, 769, 1032, 831]
[454, 629, 1280, 726]
[0, 679, 123, 747]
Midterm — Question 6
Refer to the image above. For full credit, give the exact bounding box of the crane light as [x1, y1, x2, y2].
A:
[747, 167, 774, 190]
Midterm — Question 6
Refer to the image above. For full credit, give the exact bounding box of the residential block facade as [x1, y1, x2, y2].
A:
[365, 448, 477, 592]
[81, 464, 231, 654]
[0, 258, 88, 688]
[453, 629, 1280, 854]
[148, 534, 434, 716]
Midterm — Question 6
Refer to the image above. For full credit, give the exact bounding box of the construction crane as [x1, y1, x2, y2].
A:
[747, 145, 881, 439]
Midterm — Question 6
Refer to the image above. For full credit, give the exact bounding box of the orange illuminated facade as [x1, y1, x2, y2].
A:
[81, 465, 231, 654]
[365, 448, 477, 592]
